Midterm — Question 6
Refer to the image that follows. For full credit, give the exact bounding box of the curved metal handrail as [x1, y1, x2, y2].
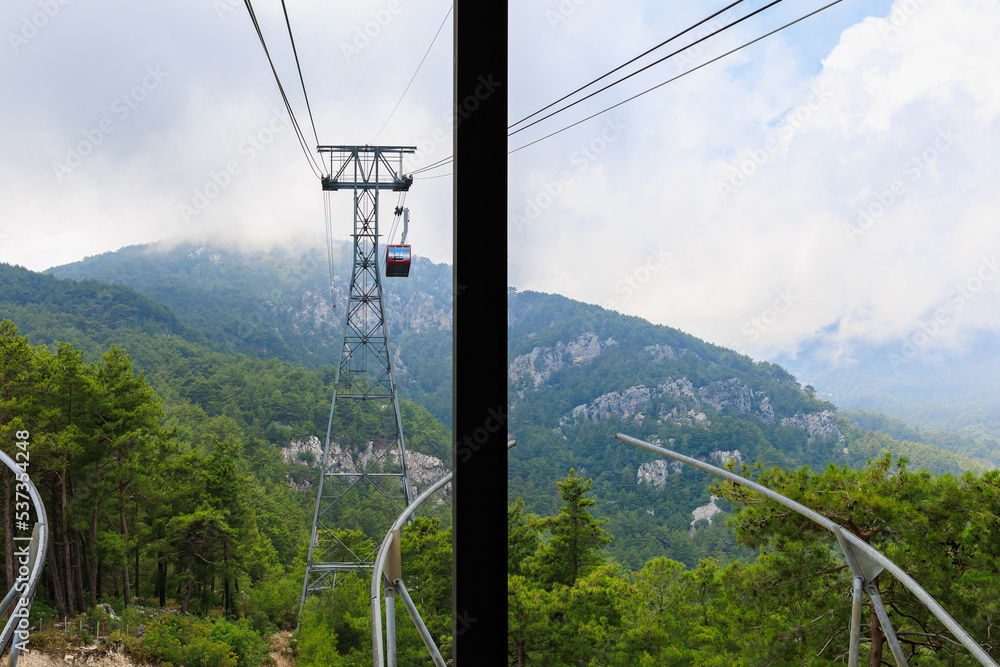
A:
[370, 472, 452, 667]
[0, 449, 48, 667]
[616, 433, 998, 667]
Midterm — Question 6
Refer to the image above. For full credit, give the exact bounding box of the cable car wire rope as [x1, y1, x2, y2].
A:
[372, 3, 454, 143]
[508, 0, 750, 130]
[280, 0, 322, 149]
[323, 190, 337, 306]
[508, 0, 786, 138]
[386, 192, 404, 246]
[398, 0, 848, 174]
[410, 156, 453, 175]
[508, 0, 846, 155]
[243, 0, 324, 179]
[402, 0, 809, 173]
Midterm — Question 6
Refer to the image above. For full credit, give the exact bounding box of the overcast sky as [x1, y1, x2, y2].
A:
[5, 0, 1000, 368]
[1, 0, 453, 271]
[508, 0, 1000, 367]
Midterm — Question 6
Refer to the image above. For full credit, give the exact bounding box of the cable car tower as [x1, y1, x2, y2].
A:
[300, 145, 416, 612]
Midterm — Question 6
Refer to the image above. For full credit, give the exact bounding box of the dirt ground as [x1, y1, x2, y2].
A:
[14, 644, 140, 666]
[11, 631, 297, 666]
[269, 630, 295, 667]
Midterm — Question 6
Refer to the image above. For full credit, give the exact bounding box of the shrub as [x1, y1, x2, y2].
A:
[142, 615, 237, 667]
[209, 618, 271, 667]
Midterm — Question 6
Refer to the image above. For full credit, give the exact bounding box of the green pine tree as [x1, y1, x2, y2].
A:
[528, 469, 612, 588]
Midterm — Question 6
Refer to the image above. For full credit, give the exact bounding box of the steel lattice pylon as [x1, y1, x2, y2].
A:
[299, 146, 416, 613]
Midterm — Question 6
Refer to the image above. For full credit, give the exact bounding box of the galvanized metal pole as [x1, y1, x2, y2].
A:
[0, 450, 48, 667]
[867, 583, 908, 667]
[385, 583, 397, 667]
[394, 579, 447, 667]
[849, 577, 862, 667]
[302, 145, 417, 620]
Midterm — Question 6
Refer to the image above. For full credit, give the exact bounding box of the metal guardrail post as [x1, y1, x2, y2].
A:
[371, 473, 452, 667]
[615, 433, 999, 667]
[867, 582, 908, 666]
[394, 579, 447, 667]
[849, 576, 862, 667]
[384, 583, 397, 667]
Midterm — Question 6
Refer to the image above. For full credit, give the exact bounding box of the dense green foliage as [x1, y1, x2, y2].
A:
[0, 320, 307, 621]
[0, 257, 453, 664]
[510, 462, 1000, 665]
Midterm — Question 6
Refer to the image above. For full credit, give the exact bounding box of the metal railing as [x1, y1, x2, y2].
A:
[0, 450, 48, 667]
[370, 472, 452, 667]
[616, 433, 998, 667]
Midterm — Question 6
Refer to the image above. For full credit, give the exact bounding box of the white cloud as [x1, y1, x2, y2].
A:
[0, 0, 453, 272]
[509, 0, 1000, 363]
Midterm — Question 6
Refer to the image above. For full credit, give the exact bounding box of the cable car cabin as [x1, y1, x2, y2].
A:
[386, 245, 411, 277]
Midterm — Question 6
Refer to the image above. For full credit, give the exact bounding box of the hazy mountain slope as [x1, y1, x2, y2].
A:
[772, 330, 1000, 452]
[0, 262, 210, 356]
[45, 238, 453, 425]
[0, 261, 454, 469]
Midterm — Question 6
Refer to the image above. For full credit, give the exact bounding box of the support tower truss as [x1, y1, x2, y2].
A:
[300, 146, 416, 609]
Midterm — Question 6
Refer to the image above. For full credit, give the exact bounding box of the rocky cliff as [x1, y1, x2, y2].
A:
[282, 436, 450, 499]
[508, 332, 618, 393]
[558, 376, 775, 429]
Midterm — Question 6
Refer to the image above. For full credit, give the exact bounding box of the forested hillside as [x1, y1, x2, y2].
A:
[0, 253, 454, 665]
[507, 288, 985, 571]
[44, 239, 453, 426]
[507, 289, 1000, 665]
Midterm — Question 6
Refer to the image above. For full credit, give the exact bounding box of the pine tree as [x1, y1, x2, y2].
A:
[528, 469, 611, 588]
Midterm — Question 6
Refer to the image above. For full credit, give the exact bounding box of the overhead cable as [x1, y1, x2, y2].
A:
[509, 0, 847, 155]
[243, 0, 324, 179]
[372, 4, 454, 143]
[410, 155, 453, 175]
[508, 0, 749, 130]
[509, 0, 785, 138]
[280, 0, 322, 148]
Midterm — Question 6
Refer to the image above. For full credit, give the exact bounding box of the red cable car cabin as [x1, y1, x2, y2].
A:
[386, 244, 411, 277]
